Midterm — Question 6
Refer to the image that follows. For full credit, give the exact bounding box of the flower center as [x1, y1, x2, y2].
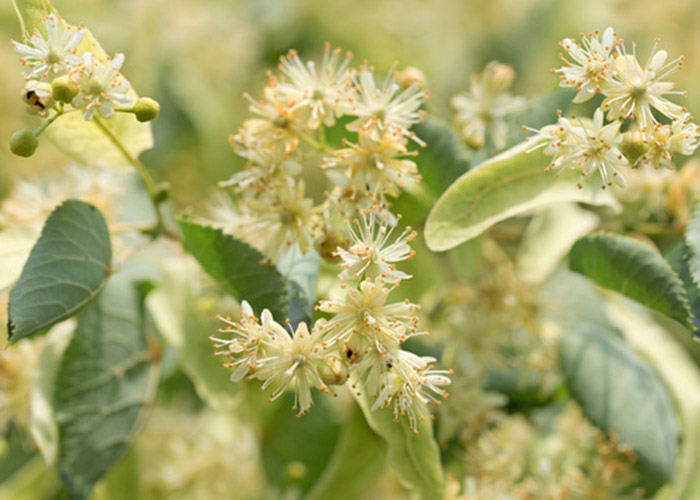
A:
[311, 88, 325, 100]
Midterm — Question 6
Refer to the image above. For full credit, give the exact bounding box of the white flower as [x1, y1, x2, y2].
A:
[213, 302, 334, 416]
[324, 130, 421, 200]
[12, 14, 83, 81]
[452, 61, 526, 149]
[316, 278, 422, 349]
[554, 28, 616, 103]
[541, 109, 629, 189]
[334, 206, 416, 283]
[370, 350, 450, 433]
[345, 65, 427, 145]
[601, 40, 687, 130]
[274, 43, 353, 129]
[71, 52, 133, 120]
[636, 120, 700, 170]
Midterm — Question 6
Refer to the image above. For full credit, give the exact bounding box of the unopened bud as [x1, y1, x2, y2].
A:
[133, 97, 160, 122]
[318, 356, 349, 386]
[284, 461, 307, 483]
[619, 130, 648, 165]
[51, 75, 78, 104]
[10, 129, 39, 157]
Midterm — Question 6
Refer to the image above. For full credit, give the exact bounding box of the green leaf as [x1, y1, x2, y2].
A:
[683, 202, 700, 304]
[8, 200, 112, 344]
[54, 273, 160, 499]
[353, 391, 443, 500]
[179, 218, 289, 320]
[12, 0, 154, 170]
[147, 256, 238, 410]
[665, 242, 700, 336]
[424, 142, 618, 251]
[569, 233, 694, 331]
[305, 404, 386, 500]
[559, 322, 679, 480]
[604, 298, 700, 500]
[412, 116, 471, 195]
[277, 246, 320, 328]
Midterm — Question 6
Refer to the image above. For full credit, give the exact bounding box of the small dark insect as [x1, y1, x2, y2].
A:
[25, 90, 47, 111]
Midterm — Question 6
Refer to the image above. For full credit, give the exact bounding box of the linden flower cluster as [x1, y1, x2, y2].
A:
[527, 28, 699, 189]
[9, 13, 158, 157]
[219, 44, 427, 260]
[212, 206, 450, 432]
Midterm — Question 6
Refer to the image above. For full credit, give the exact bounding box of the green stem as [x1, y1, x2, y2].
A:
[318, 123, 326, 150]
[34, 109, 68, 137]
[298, 131, 333, 153]
[93, 115, 180, 240]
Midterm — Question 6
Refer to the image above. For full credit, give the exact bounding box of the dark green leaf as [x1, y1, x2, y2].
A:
[54, 273, 159, 499]
[560, 323, 679, 480]
[424, 143, 617, 252]
[412, 116, 471, 195]
[353, 392, 443, 500]
[8, 200, 112, 344]
[665, 242, 700, 337]
[178, 218, 289, 320]
[684, 202, 700, 310]
[569, 233, 693, 330]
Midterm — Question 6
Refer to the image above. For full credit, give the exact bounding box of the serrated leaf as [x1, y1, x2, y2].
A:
[305, 404, 386, 500]
[353, 392, 443, 500]
[559, 322, 679, 480]
[665, 242, 700, 335]
[54, 273, 159, 500]
[424, 142, 618, 252]
[8, 200, 112, 344]
[569, 233, 694, 331]
[684, 202, 700, 301]
[179, 218, 289, 321]
[412, 116, 471, 195]
[12, 0, 153, 170]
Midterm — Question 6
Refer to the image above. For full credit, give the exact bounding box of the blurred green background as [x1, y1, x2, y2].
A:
[2, 0, 700, 208]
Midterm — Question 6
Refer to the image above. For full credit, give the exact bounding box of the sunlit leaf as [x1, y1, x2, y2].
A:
[179, 218, 289, 321]
[353, 392, 443, 500]
[8, 200, 112, 344]
[569, 233, 694, 331]
[424, 143, 618, 251]
[54, 273, 160, 499]
[277, 245, 320, 329]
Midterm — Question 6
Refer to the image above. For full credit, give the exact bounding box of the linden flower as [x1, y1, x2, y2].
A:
[324, 130, 420, 199]
[20, 80, 54, 116]
[452, 61, 526, 150]
[242, 179, 317, 257]
[316, 278, 422, 349]
[636, 121, 700, 170]
[71, 52, 133, 120]
[371, 351, 451, 433]
[274, 43, 353, 129]
[554, 28, 616, 103]
[345, 65, 427, 145]
[12, 14, 83, 81]
[601, 40, 687, 130]
[238, 88, 300, 153]
[334, 206, 416, 283]
[541, 109, 629, 189]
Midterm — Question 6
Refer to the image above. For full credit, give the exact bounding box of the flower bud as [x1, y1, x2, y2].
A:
[318, 356, 349, 386]
[284, 461, 307, 483]
[51, 75, 79, 104]
[482, 61, 516, 94]
[619, 130, 649, 166]
[133, 97, 160, 122]
[10, 129, 39, 157]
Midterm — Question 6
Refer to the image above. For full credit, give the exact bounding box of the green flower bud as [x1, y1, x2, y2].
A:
[133, 97, 160, 122]
[318, 356, 349, 386]
[284, 461, 307, 483]
[51, 75, 79, 104]
[10, 129, 39, 158]
[619, 130, 649, 166]
[154, 182, 171, 204]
